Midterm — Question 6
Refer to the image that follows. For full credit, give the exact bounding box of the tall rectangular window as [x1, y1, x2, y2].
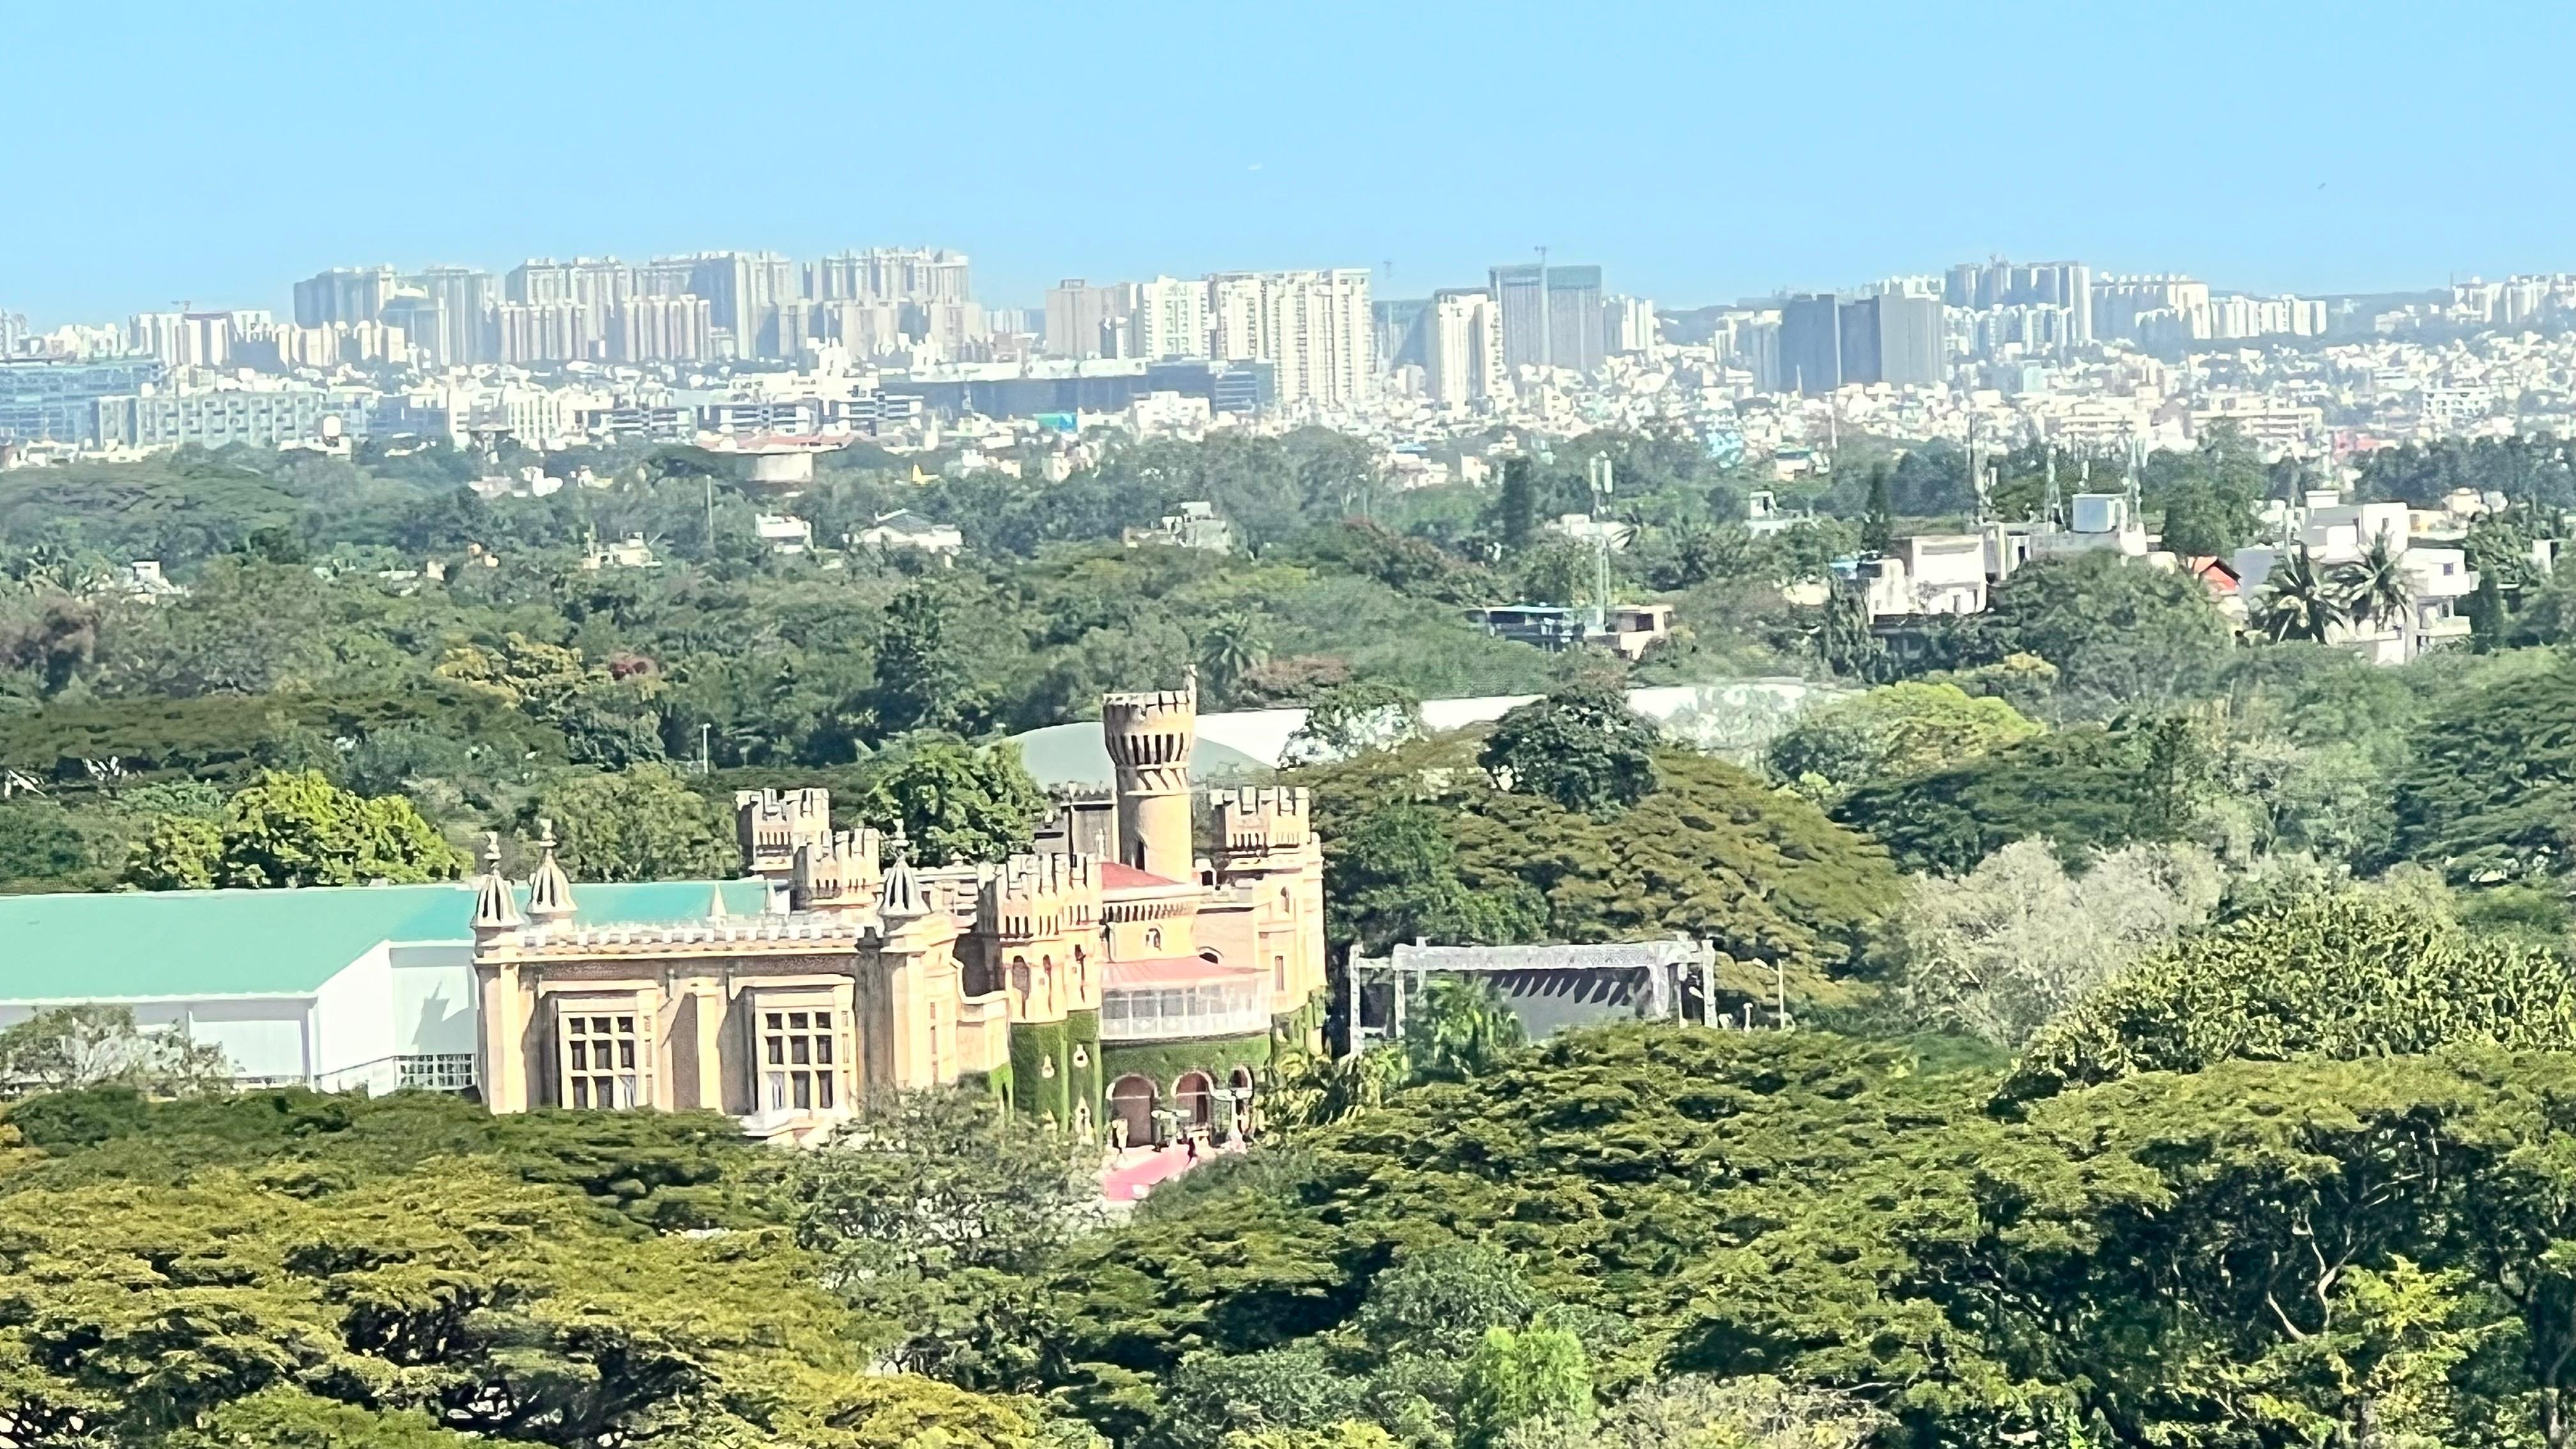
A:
[560, 1011, 640, 1110]
[762, 1009, 836, 1114]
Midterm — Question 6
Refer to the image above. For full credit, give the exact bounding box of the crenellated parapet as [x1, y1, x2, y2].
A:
[1100, 680, 1197, 794]
[1213, 786, 1312, 862]
[791, 825, 885, 917]
[736, 787, 836, 879]
[977, 850, 1103, 943]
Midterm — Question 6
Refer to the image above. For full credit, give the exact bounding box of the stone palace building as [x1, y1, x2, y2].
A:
[0, 679, 1329, 1147]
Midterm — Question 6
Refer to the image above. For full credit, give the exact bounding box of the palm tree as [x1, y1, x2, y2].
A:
[2336, 527, 2416, 656]
[1402, 977, 1527, 1082]
[2253, 546, 2343, 643]
[1197, 610, 1270, 703]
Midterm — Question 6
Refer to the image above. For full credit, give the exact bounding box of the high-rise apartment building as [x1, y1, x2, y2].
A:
[810, 249, 970, 304]
[611, 295, 714, 363]
[1132, 277, 1210, 360]
[1206, 269, 1374, 410]
[1043, 280, 1140, 358]
[631, 258, 698, 298]
[130, 311, 239, 369]
[1777, 293, 1944, 394]
[1488, 263, 1607, 374]
[1945, 259, 2092, 347]
[1423, 289, 1506, 407]
[378, 293, 451, 367]
[508, 257, 636, 309]
[815, 300, 908, 358]
[1604, 296, 1657, 355]
[2093, 275, 2212, 342]
[493, 301, 609, 365]
[1779, 294, 1843, 394]
[1841, 293, 1943, 388]
[677, 252, 798, 356]
[293, 266, 397, 328]
[409, 267, 495, 366]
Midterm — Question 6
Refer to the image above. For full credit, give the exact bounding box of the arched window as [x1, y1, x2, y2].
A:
[1274, 954, 1287, 992]
[1009, 957, 1031, 1004]
[1145, 926, 1163, 950]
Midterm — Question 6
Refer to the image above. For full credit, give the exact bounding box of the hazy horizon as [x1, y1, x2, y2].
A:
[7, 0, 2565, 325]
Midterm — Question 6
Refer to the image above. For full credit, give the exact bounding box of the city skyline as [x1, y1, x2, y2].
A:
[10, 0, 2575, 325]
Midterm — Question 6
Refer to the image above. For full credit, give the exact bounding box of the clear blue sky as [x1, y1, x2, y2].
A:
[8, 0, 2567, 325]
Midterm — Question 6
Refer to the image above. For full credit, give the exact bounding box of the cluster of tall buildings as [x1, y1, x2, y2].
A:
[1373, 262, 1651, 409]
[1746, 291, 1945, 395]
[1038, 270, 1378, 409]
[277, 249, 983, 369]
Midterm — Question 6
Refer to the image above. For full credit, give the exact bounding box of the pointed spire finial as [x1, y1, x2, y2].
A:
[471, 830, 524, 933]
[526, 816, 576, 924]
[878, 825, 926, 922]
[707, 881, 730, 921]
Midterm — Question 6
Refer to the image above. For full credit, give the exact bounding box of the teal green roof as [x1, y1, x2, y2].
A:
[0, 878, 770, 1002]
[1004, 722, 1269, 791]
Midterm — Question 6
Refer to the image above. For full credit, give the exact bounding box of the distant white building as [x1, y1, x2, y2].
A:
[854, 509, 963, 563]
[2232, 495, 2478, 664]
[1125, 501, 1235, 553]
[754, 513, 813, 554]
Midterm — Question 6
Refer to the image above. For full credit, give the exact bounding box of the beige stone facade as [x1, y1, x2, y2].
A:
[469, 679, 1328, 1142]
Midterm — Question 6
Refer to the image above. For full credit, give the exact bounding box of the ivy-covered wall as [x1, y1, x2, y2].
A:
[1273, 989, 1327, 1059]
[1008, 1011, 1105, 1137]
[962, 1064, 1011, 1108]
[1009, 1021, 1071, 1125]
[1100, 1032, 1274, 1098]
[1066, 1009, 1101, 1137]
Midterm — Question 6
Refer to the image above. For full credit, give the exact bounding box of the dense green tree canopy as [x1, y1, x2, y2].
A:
[529, 764, 737, 882]
[0, 1088, 1054, 1448]
[1478, 682, 1662, 816]
[123, 769, 459, 889]
[1965, 553, 2235, 712]
[1042, 1024, 2576, 1449]
[1764, 680, 2042, 801]
[853, 738, 1047, 865]
[1831, 721, 2193, 876]
[2006, 887, 2576, 1098]
[1304, 739, 1901, 1008]
[2388, 655, 2576, 882]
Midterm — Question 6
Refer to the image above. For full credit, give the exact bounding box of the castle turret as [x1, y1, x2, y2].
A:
[1101, 673, 1196, 880]
[735, 787, 835, 883]
[1213, 786, 1312, 875]
[792, 825, 885, 919]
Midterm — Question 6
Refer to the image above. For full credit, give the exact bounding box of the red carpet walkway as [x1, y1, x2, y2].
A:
[1100, 1141, 1239, 1202]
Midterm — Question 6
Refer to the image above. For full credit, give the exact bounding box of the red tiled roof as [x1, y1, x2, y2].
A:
[1100, 861, 1186, 891]
[1105, 955, 1261, 987]
[2184, 555, 2242, 595]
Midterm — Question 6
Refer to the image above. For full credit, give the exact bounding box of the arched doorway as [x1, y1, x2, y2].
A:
[1109, 1075, 1157, 1147]
[1229, 1066, 1257, 1141]
[1174, 1071, 1216, 1131]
